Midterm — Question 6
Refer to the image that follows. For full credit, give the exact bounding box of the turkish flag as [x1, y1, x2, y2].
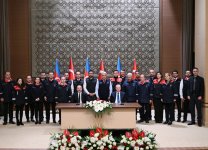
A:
[132, 59, 137, 80]
[98, 60, 104, 80]
[68, 57, 75, 80]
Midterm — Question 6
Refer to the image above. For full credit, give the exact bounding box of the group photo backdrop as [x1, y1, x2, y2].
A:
[31, 0, 160, 76]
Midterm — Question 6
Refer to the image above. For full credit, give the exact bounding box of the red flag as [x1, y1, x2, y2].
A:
[98, 60, 104, 80]
[68, 57, 75, 80]
[132, 59, 137, 80]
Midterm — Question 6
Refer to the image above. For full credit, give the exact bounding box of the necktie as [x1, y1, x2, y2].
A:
[78, 93, 81, 103]
[117, 92, 120, 104]
[193, 77, 196, 91]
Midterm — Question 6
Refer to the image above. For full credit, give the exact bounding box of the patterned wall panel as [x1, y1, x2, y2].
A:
[31, 0, 160, 76]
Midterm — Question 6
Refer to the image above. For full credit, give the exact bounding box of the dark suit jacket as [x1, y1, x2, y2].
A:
[110, 91, 126, 103]
[71, 92, 88, 103]
[188, 76, 205, 98]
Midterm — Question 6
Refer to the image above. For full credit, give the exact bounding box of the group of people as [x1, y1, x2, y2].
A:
[0, 67, 205, 127]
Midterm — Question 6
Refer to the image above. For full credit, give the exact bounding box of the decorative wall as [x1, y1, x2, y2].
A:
[31, 0, 160, 76]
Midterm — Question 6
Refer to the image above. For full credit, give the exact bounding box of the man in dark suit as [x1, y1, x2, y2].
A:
[71, 85, 87, 104]
[187, 67, 205, 127]
[110, 84, 126, 103]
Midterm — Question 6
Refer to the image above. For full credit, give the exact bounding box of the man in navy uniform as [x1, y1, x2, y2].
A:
[147, 69, 156, 120]
[110, 70, 122, 91]
[96, 71, 112, 101]
[56, 76, 72, 124]
[179, 70, 191, 123]
[172, 70, 182, 122]
[1, 72, 15, 125]
[137, 74, 153, 123]
[187, 67, 204, 127]
[122, 73, 138, 103]
[83, 70, 97, 101]
[25, 75, 35, 122]
[110, 84, 126, 103]
[44, 72, 58, 124]
[71, 85, 88, 103]
[72, 71, 84, 93]
[120, 70, 126, 85]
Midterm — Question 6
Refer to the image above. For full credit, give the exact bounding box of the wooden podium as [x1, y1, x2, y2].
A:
[56, 103, 140, 129]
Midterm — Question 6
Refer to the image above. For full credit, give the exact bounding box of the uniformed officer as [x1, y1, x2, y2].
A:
[122, 73, 138, 103]
[44, 72, 58, 124]
[152, 72, 165, 123]
[56, 76, 72, 124]
[110, 70, 122, 91]
[1, 72, 15, 125]
[25, 75, 35, 122]
[72, 71, 84, 93]
[13, 78, 26, 126]
[137, 74, 153, 123]
[172, 70, 181, 122]
[162, 73, 177, 125]
[31, 77, 45, 124]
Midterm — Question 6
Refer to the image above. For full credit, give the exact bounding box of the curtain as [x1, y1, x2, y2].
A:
[0, 0, 9, 78]
[182, 0, 195, 74]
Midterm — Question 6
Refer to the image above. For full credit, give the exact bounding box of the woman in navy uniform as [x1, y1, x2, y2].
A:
[137, 74, 153, 123]
[31, 77, 45, 124]
[1, 72, 15, 125]
[13, 78, 26, 126]
[56, 76, 72, 124]
[152, 72, 165, 123]
[162, 73, 177, 125]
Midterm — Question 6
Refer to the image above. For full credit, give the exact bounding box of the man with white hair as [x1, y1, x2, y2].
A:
[95, 71, 112, 101]
[122, 73, 138, 103]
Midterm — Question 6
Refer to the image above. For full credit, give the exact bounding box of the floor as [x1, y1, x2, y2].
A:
[0, 110, 208, 149]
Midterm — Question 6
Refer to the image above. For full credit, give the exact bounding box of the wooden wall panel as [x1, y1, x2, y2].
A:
[160, 0, 183, 76]
[8, 0, 31, 79]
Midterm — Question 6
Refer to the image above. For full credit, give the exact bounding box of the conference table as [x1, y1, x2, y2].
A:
[56, 103, 141, 130]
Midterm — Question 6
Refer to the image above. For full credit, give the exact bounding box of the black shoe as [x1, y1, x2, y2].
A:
[17, 122, 20, 126]
[20, 122, 24, 126]
[182, 120, 187, 123]
[27, 119, 30, 122]
[35, 121, 38, 124]
[163, 121, 168, 124]
[39, 121, 41, 124]
[3, 122, 7, 125]
[177, 119, 181, 122]
[168, 121, 172, 125]
[188, 122, 196, 125]
[46, 121, 49, 124]
[137, 119, 144, 123]
[145, 120, 149, 123]
[198, 121, 202, 127]
[53, 121, 56, 123]
[31, 119, 35, 122]
[9, 121, 15, 124]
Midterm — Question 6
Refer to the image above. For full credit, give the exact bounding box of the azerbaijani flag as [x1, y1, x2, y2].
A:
[84, 57, 90, 78]
[54, 59, 61, 82]
[116, 56, 122, 74]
